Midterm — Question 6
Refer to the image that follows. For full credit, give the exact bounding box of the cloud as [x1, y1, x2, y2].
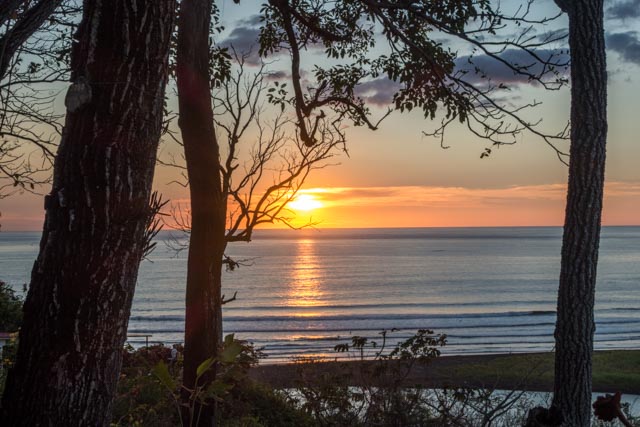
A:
[607, 0, 640, 19]
[220, 26, 262, 65]
[455, 48, 570, 87]
[300, 181, 640, 208]
[291, 182, 640, 227]
[301, 184, 568, 208]
[264, 70, 290, 81]
[352, 50, 570, 107]
[237, 14, 263, 27]
[607, 32, 640, 65]
[355, 78, 402, 107]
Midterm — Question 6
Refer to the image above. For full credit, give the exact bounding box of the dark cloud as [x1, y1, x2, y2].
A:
[455, 48, 570, 86]
[237, 14, 263, 27]
[607, 0, 640, 19]
[607, 32, 640, 65]
[536, 29, 569, 43]
[265, 70, 290, 81]
[355, 78, 401, 107]
[219, 26, 262, 65]
[352, 50, 569, 107]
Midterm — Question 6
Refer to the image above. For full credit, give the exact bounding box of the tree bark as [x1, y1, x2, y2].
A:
[552, 1, 607, 426]
[176, 0, 226, 424]
[0, 0, 174, 425]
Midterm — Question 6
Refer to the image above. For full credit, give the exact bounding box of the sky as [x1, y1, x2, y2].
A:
[2, 0, 640, 230]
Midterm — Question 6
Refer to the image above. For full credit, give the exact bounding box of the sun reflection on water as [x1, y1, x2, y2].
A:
[288, 238, 324, 308]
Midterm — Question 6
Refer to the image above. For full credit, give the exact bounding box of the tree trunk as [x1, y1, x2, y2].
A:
[552, 1, 607, 426]
[0, 0, 174, 425]
[176, 0, 226, 424]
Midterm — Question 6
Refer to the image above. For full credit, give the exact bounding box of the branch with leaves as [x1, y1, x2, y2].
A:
[0, 1, 78, 197]
[259, 0, 569, 162]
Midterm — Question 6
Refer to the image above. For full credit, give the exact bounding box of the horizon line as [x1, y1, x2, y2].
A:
[4, 224, 640, 233]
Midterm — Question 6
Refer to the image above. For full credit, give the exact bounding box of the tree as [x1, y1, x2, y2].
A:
[551, 0, 608, 425]
[0, 2, 77, 200]
[174, 1, 224, 423]
[260, 0, 569, 158]
[0, 0, 175, 424]
[172, 38, 344, 424]
[0, 0, 62, 81]
[173, 2, 567, 423]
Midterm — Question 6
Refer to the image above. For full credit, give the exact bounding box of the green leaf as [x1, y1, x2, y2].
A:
[152, 361, 176, 390]
[223, 333, 235, 346]
[219, 340, 243, 364]
[203, 380, 233, 400]
[196, 357, 215, 378]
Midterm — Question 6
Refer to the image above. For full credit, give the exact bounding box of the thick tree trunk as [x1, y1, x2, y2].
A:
[0, 0, 174, 425]
[176, 0, 226, 424]
[552, 1, 607, 426]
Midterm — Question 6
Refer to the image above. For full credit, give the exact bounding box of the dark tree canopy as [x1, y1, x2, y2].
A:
[258, 0, 569, 158]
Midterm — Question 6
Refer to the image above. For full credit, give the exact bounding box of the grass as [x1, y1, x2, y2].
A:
[436, 350, 640, 393]
[252, 350, 640, 394]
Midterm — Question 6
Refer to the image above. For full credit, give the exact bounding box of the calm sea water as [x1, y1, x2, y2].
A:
[2, 227, 640, 362]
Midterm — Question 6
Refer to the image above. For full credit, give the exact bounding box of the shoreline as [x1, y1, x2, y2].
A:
[249, 350, 640, 394]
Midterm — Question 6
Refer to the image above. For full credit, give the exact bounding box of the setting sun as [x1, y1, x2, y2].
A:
[288, 194, 323, 212]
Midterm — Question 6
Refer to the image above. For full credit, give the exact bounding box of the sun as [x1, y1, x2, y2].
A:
[289, 194, 323, 212]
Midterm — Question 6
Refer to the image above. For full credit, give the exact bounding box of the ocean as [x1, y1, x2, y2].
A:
[2, 227, 640, 363]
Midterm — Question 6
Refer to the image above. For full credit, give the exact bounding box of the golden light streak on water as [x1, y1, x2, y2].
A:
[288, 239, 324, 308]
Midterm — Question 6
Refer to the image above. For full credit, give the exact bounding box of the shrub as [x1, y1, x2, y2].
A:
[0, 280, 22, 332]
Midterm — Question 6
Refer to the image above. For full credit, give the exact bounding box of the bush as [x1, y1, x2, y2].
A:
[0, 280, 23, 332]
[113, 338, 311, 427]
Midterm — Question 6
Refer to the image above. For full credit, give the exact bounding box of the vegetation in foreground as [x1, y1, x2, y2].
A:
[1, 283, 638, 426]
[107, 331, 639, 427]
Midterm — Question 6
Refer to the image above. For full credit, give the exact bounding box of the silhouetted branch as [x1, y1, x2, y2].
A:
[260, 0, 569, 161]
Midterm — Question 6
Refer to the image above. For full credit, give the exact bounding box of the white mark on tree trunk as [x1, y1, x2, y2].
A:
[68, 209, 75, 231]
[86, 0, 103, 68]
[57, 188, 67, 207]
[74, 317, 82, 352]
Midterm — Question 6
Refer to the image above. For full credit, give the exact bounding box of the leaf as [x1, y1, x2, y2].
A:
[223, 333, 235, 346]
[152, 361, 176, 390]
[196, 357, 215, 378]
[219, 340, 243, 364]
[203, 380, 233, 400]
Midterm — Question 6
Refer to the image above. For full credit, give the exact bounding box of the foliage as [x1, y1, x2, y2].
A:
[288, 329, 448, 426]
[284, 330, 639, 427]
[112, 336, 640, 426]
[0, 280, 20, 397]
[122, 343, 176, 370]
[257, 0, 569, 158]
[112, 337, 311, 427]
[112, 366, 179, 427]
[0, 1, 78, 198]
[0, 280, 22, 332]
[0, 335, 17, 397]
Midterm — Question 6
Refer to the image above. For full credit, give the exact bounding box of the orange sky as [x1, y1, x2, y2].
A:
[3, 181, 639, 231]
[2, 1, 640, 231]
[278, 183, 640, 228]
